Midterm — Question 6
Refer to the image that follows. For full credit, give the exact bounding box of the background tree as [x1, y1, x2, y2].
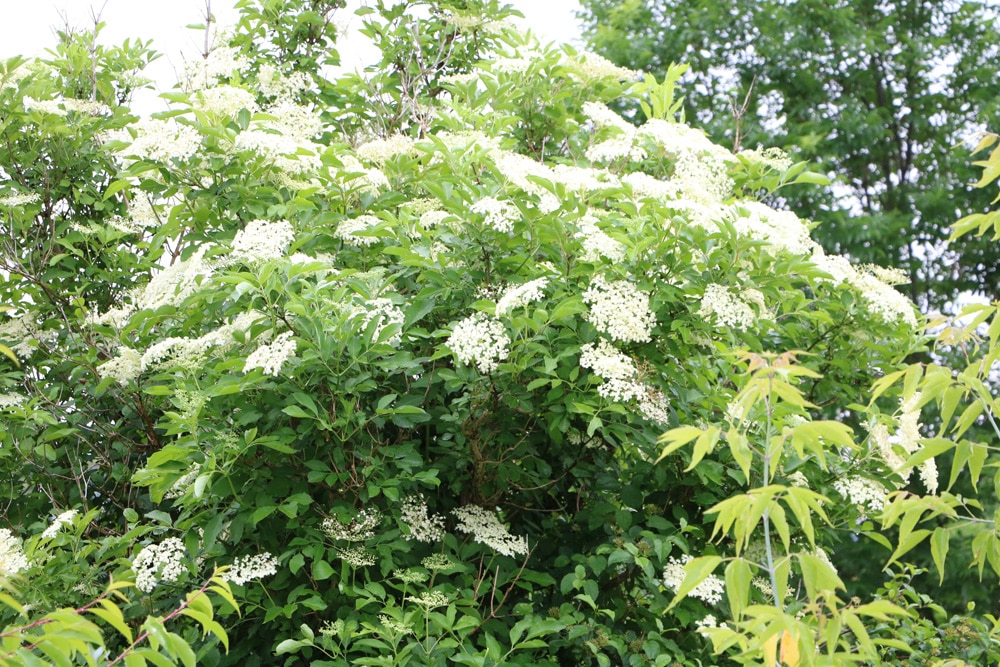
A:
[578, 0, 1000, 310]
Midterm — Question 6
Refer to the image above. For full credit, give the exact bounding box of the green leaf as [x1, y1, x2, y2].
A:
[930, 527, 950, 585]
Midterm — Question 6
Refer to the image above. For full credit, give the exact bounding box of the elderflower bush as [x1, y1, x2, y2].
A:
[1, 1, 976, 665]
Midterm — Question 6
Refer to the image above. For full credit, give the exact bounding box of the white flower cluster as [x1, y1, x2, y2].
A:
[833, 476, 888, 518]
[0, 393, 25, 408]
[399, 495, 445, 542]
[662, 554, 725, 605]
[235, 100, 324, 176]
[576, 214, 626, 263]
[451, 505, 528, 557]
[670, 152, 734, 205]
[0, 529, 28, 577]
[117, 119, 201, 164]
[257, 63, 311, 99]
[695, 614, 718, 635]
[878, 393, 937, 493]
[728, 202, 815, 256]
[232, 219, 295, 264]
[622, 172, 680, 201]
[97, 347, 142, 383]
[379, 614, 414, 635]
[360, 298, 405, 345]
[164, 468, 200, 499]
[335, 215, 380, 247]
[41, 509, 79, 539]
[471, 197, 518, 233]
[582, 102, 634, 133]
[183, 45, 249, 90]
[418, 210, 453, 229]
[356, 134, 418, 165]
[0, 314, 53, 358]
[337, 545, 376, 567]
[136, 249, 213, 312]
[23, 96, 110, 117]
[579, 339, 644, 402]
[582, 103, 645, 163]
[138, 312, 259, 374]
[582, 275, 656, 343]
[223, 552, 278, 585]
[496, 278, 548, 316]
[107, 195, 160, 234]
[244, 331, 296, 377]
[811, 252, 918, 327]
[322, 508, 383, 542]
[0, 192, 40, 207]
[639, 119, 727, 160]
[443, 11, 507, 33]
[133, 537, 187, 593]
[698, 284, 763, 331]
[564, 51, 637, 81]
[195, 85, 259, 118]
[446, 313, 511, 374]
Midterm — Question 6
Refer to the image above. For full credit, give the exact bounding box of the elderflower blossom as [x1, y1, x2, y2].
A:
[379, 614, 414, 635]
[335, 549, 372, 568]
[118, 118, 201, 164]
[23, 96, 110, 117]
[41, 509, 79, 539]
[639, 119, 724, 158]
[335, 215, 381, 247]
[727, 202, 815, 256]
[833, 477, 888, 517]
[132, 537, 187, 593]
[579, 339, 644, 402]
[622, 172, 680, 201]
[335, 155, 389, 195]
[0, 529, 28, 576]
[696, 614, 719, 635]
[356, 134, 418, 164]
[0, 192, 40, 207]
[446, 313, 510, 374]
[422, 553, 456, 571]
[97, 347, 142, 383]
[582, 101, 634, 133]
[232, 219, 295, 263]
[496, 278, 548, 316]
[565, 51, 637, 81]
[322, 509, 382, 542]
[583, 275, 656, 343]
[223, 553, 278, 585]
[257, 63, 311, 99]
[699, 284, 760, 331]
[399, 495, 445, 542]
[662, 554, 725, 605]
[670, 152, 733, 204]
[243, 331, 296, 376]
[451, 505, 528, 557]
[471, 197, 518, 233]
[0, 393, 25, 409]
[183, 45, 249, 90]
[137, 247, 213, 311]
[195, 85, 258, 118]
[587, 137, 646, 163]
[360, 298, 405, 345]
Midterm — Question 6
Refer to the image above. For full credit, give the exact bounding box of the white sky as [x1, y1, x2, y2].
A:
[0, 0, 583, 108]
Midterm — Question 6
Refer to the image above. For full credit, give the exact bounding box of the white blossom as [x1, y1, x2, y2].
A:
[335, 215, 381, 247]
[399, 495, 445, 542]
[0, 529, 28, 577]
[446, 313, 510, 374]
[232, 219, 295, 263]
[223, 553, 278, 585]
[41, 509, 79, 539]
[582, 101, 634, 133]
[451, 505, 528, 557]
[23, 96, 109, 117]
[132, 537, 187, 593]
[243, 331, 296, 376]
[582, 275, 656, 343]
[698, 284, 760, 331]
[336, 545, 376, 567]
[737, 146, 793, 172]
[335, 156, 389, 195]
[117, 118, 201, 164]
[322, 508, 382, 542]
[728, 202, 815, 256]
[137, 247, 213, 311]
[622, 172, 680, 201]
[0, 192, 40, 207]
[833, 476, 888, 517]
[0, 392, 25, 409]
[564, 51, 637, 81]
[496, 278, 548, 315]
[356, 134, 418, 164]
[195, 85, 258, 117]
[471, 197, 518, 233]
[257, 63, 311, 99]
[662, 554, 724, 605]
[576, 214, 626, 263]
[183, 46, 249, 90]
[97, 347, 143, 383]
[406, 591, 451, 608]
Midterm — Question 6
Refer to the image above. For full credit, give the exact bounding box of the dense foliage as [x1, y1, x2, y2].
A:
[1, 1, 999, 665]
[578, 0, 1000, 310]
